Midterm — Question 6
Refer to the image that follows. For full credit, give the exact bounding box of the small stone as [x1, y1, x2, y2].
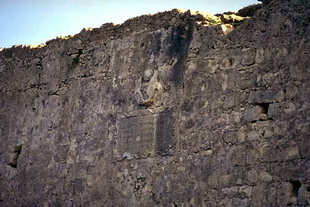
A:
[221, 24, 234, 36]
[203, 149, 213, 156]
[297, 184, 309, 206]
[233, 111, 241, 123]
[236, 178, 243, 185]
[247, 170, 258, 184]
[248, 130, 260, 141]
[220, 197, 233, 207]
[239, 185, 253, 197]
[241, 50, 256, 66]
[116, 172, 123, 178]
[267, 103, 282, 119]
[203, 100, 209, 108]
[284, 102, 296, 113]
[218, 174, 231, 187]
[224, 96, 235, 109]
[290, 65, 308, 80]
[70, 53, 79, 59]
[262, 129, 273, 138]
[222, 186, 239, 195]
[206, 59, 219, 73]
[238, 127, 246, 142]
[285, 85, 299, 99]
[208, 175, 218, 188]
[255, 48, 265, 63]
[218, 113, 230, 124]
[221, 74, 228, 91]
[237, 71, 257, 89]
[273, 122, 288, 136]
[220, 57, 235, 70]
[287, 146, 299, 159]
[42, 201, 49, 207]
[220, 14, 246, 24]
[243, 106, 265, 122]
[193, 13, 206, 21]
[169, 17, 177, 25]
[251, 185, 263, 207]
[122, 152, 134, 160]
[259, 171, 272, 182]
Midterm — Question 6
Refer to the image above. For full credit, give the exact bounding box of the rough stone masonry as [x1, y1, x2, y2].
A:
[0, 0, 309, 206]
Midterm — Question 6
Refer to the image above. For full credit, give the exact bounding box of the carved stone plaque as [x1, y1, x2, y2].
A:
[114, 108, 172, 160]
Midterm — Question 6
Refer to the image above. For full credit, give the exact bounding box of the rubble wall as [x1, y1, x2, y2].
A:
[0, 1, 309, 206]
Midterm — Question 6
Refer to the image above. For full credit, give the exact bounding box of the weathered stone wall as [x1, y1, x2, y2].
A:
[0, 1, 309, 206]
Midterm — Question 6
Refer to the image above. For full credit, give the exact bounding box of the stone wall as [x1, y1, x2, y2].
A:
[0, 0, 309, 206]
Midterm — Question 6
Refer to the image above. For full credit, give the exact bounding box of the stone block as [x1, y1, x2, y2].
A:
[251, 185, 264, 207]
[267, 103, 282, 119]
[237, 71, 257, 90]
[290, 65, 309, 80]
[218, 174, 231, 187]
[205, 59, 219, 73]
[247, 130, 260, 141]
[243, 106, 267, 122]
[247, 170, 259, 184]
[223, 95, 235, 109]
[232, 198, 250, 207]
[285, 85, 299, 99]
[222, 186, 239, 196]
[284, 102, 296, 113]
[220, 57, 236, 70]
[259, 171, 273, 182]
[208, 174, 218, 188]
[237, 127, 246, 142]
[241, 50, 256, 66]
[221, 24, 234, 36]
[300, 135, 310, 157]
[287, 146, 300, 159]
[219, 197, 233, 207]
[255, 48, 265, 63]
[297, 184, 310, 206]
[232, 111, 242, 123]
[248, 90, 285, 104]
[239, 185, 253, 197]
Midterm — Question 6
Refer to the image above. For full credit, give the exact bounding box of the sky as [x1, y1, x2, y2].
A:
[0, 0, 259, 48]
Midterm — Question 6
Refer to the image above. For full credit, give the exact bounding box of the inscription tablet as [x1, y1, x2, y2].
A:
[114, 108, 172, 160]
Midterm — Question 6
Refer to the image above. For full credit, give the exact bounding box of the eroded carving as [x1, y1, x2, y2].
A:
[134, 70, 164, 108]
